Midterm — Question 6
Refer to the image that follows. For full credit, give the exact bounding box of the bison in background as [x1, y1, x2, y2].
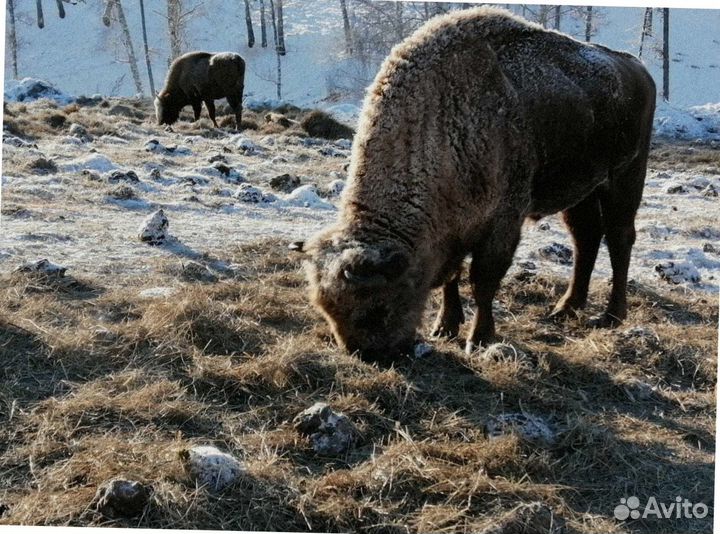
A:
[154, 51, 245, 129]
[299, 7, 656, 361]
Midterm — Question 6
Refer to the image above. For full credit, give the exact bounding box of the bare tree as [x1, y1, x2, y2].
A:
[36, 0, 44, 28]
[7, 0, 19, 78]
[662, 8, 669, 101]
[167, 0, 183, 62]
[339, 0, 352, 55]
[139, 0, 156, 95]
[268, 0, 282, 98]
[276, 0, 286, 56]
[104, 0, 144, 94]
[243, 0, 255, 47]
[639, 7, 653, 58]
[584, 6, 593, 42]
[554, 5, 561, 30]
[259, 0, 268, 48]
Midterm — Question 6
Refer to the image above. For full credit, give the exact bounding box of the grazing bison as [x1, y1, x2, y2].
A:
[296, 7, 656, 361]
[154, 51, 245, 129]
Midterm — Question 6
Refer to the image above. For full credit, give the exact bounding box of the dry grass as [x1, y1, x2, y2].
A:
[0, 236, 715, 533]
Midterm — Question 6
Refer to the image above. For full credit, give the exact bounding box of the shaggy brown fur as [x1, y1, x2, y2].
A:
[302, 7, 656, 360]
[154, 51, 245, 129]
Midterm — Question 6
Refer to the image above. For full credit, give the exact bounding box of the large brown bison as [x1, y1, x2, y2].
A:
[298, 7, 656, 361]
[154, 51, 245, 129]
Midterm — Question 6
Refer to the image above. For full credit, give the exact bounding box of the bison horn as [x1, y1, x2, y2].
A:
[342, 268, 381, 285]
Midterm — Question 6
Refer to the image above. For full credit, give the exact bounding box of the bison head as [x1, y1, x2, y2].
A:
[154, 92, 180, 126]
[299, 231, 426, 362]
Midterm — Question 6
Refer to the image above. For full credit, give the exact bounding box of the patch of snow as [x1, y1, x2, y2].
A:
[138, 287, 178, 298]
[283, 185, 335, 210]
[59, 154, 117, 173]
[653, 102, 720, 142]
[4, 78, 74, 104]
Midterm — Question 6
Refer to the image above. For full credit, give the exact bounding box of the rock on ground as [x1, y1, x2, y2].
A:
[14, 258, 67, 278]
[93, 478, 151, 519]
[138, 210, 169, 245]
[537, 243, 573, 265]
[180, 445, 246, 491]
[294, 402, 357, 455]
[654, 261, 701, 284]
[485, 413, 556, 447]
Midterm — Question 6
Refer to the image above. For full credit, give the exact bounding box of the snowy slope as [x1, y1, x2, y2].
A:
[3, 2, 719, 107]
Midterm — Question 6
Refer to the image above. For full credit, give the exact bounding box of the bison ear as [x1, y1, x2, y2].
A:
[342, 249, 409, 286]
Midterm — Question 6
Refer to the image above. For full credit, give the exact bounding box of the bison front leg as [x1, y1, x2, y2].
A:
[204, 100, 219, 128]
[550, 193, 604, 320]
[466, 224, 521, 354]
[431, 274, 464, 339]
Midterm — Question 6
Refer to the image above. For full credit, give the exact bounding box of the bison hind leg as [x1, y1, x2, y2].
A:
[191, 101, 202, 122]
[431, 274, 464, 339]
[227, 94, 243, 131]
[204, 100, 218, 128]
[550, 193, 604, 321]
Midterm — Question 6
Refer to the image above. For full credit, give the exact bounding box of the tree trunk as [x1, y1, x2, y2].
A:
[663, 8, 669, 102]
[102, 0, 113, 26]
[339, 0, 352, 55]
[243, 0, 255, 48]
[167, 0, 183, 62]
[554, 5, 561, 30]
[139, 0, 156, 95]
[268, 0, 282, 99]
[7, 0, 19, 78]
[260, 0, 267, 48]
[36, 0, 44, 28]
[584, 6, 592, 42]
[115, 0, 144, 94]
[276, 0, 286, 56]
[639, 7, 653, 58]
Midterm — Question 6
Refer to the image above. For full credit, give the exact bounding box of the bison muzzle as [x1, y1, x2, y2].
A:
[299, 7, 656, 361]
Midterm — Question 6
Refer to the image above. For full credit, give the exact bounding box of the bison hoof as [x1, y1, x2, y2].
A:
[465, 340, 488, 355]
[588, 313, 623, 329]
[430, 324, 460, 339]
[548, 305, 579, 322]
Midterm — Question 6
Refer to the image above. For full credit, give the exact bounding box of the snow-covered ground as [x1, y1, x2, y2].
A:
[1, 84, 718, 297]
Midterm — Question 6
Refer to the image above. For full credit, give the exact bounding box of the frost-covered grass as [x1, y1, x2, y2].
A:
[0, 99, 717, 533]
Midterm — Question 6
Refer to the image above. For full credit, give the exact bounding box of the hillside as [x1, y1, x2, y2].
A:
[4, 2, 720, 107]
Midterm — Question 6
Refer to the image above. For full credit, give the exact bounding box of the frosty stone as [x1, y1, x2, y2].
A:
[138, 209, 169, 244]
[15, 259, 66, 278]
[107, 169, 139, 183]
[234, 183, 264, 203]
[269, 173, 300, 193]
[93, 479, 151, 519]
[236, 137, 258, 154]
[701, 184, 718, 197]
[413, 342, 434, 358]
[480, 343, 530, 365]
[180, 445, 246, 492]
[181, 261, 218, 283]
[294, 402, 357, 455]
[665, 183, 688, 194]
[654, 261, 701, 284]
[334, 138, 353, 150]
[537, 243, 573, 265]
[326, 179, 345, 197]
[485, 413, 556, 447]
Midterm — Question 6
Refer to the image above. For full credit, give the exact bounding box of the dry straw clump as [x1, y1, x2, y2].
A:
[0, 238, 715, 533]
